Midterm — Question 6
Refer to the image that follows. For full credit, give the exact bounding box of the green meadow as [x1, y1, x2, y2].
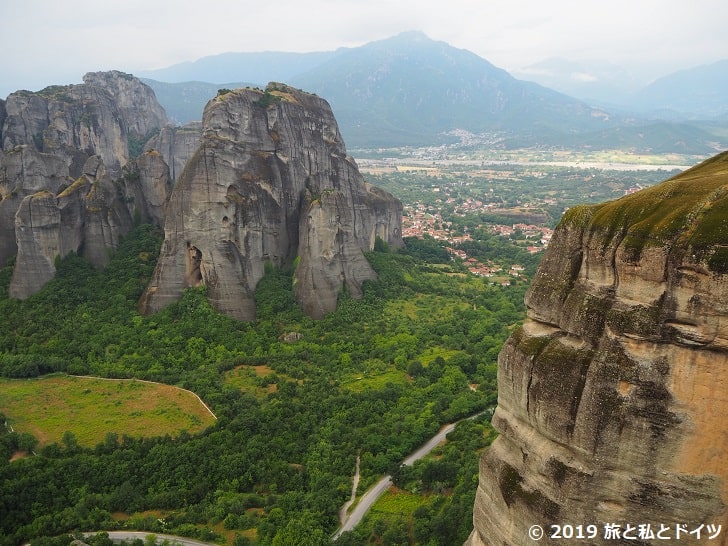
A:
[0, 374, 216, 447]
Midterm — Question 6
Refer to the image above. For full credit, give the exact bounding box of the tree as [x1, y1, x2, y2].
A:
[16, 432, 38, 453]
[61, 431, 80, 453]
[271, 512, 327, 546]
[407, 360, 424, 377]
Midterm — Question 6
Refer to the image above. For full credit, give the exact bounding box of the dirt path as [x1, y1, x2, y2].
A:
[339, 453, 360, 525]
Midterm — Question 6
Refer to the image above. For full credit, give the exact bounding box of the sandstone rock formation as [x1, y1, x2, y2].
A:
[1, 71, 164, 179]
[0, 71, 173, 296]
[144, 122, 203, 182]
[468, 151, 728, 546]
[139, 84, 402, 321]
[0, 99, 6, 135]
[81, 71, 168, 139]
[0, 145, 68, 267]
[8, 151, 173, 298]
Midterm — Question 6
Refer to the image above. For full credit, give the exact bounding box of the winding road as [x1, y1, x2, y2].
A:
[332, 410, 488, 540]
[85, 531, 216, 546]
[84, 411, 489, 544]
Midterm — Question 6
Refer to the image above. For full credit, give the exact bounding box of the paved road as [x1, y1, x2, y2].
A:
[333, 475, 393, 539]
[87, 411, 489, 544]
[333, 410, 488, 540]
[85, 531, 216, 546]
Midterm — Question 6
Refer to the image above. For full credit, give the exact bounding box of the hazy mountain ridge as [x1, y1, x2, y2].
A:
[139, 32, 727, 152]
[137, 50, 341, 86]
[288, 32, 615, 146]
[515, 57, 728, 120]
[139, 79, 254, 125]
[630, 59, 728, 118]
[511, 57, 645, 106]
[546, 121, 725, 154]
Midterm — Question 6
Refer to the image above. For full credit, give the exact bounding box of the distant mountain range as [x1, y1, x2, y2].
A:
[629, 60, 728, 119]
[511, 58, 645, 106]
[514, 58, 728, 121]
[286, 32, 617, 147]
[139, 32, 727, 152]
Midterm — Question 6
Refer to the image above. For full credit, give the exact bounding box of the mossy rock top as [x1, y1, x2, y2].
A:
[561, 151, 728, 261]
[215, 83, 314, 108]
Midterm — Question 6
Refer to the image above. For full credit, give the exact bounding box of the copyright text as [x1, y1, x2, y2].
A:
[527, 523, 723, 541]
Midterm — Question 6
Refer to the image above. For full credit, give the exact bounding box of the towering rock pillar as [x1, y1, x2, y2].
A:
[140, 84, 402, 321]
[468, 151, 728, 546]
[0, 71, 172, 296]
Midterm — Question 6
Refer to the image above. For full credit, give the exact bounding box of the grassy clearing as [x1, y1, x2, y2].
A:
[417, 347, 465, 365]
[341, 369, 410, 392]
[384, 293, 468, 323]
[223, 365, 280, 398]
[371, 488, 426, 516]
[0, 374, 216, 447]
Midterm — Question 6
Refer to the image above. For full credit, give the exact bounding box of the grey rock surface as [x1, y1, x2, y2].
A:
[140, 84, 402, 320]
[0, 71, 172, 295]
[144, 122, 202, 182]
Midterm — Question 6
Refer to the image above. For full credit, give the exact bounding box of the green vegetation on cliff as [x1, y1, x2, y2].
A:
[586, 151, 728, 264]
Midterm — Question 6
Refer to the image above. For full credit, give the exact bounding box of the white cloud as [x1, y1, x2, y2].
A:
[1, 0, 726, 97]
[571, 72, 598, 83]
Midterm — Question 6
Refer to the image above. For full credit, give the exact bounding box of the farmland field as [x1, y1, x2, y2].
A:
[0, 374, 216, 447]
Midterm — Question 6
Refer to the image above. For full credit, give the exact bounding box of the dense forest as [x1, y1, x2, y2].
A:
[0, 223, 525, 545]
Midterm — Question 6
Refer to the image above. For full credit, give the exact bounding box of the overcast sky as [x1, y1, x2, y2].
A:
[2, 0, 727, 98]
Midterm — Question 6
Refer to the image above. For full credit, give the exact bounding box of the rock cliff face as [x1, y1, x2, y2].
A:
[139, 83, 402, 321]
[0, 145, 69, 267]
[467, 151, 728, 545]
[0, 99, 6, 136]
[81, 71, 168, 139]
[8, 151, 173, 298]
[0, 71, 173, 296]
[144, 122, 203, 182]
[1, 71, 165, 179]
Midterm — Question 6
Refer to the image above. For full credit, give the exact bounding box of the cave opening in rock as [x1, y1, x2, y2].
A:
[185, 243, 203, 286]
